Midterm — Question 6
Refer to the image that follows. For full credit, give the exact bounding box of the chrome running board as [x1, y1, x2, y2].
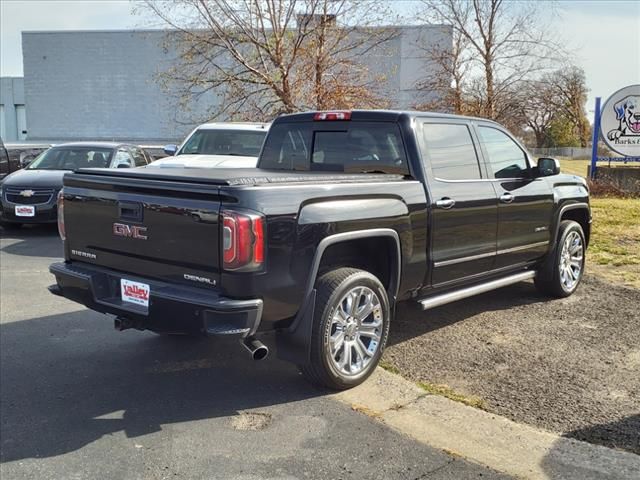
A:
[418, 271, 536, 311]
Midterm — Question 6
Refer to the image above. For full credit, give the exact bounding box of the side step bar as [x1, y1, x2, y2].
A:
[418, 271, 536, 310]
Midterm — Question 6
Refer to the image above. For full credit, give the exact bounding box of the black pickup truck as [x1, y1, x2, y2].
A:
[49, 110, 590, 389]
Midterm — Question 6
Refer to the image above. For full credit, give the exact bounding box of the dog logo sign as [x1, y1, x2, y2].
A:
[600, 84, 640, 157]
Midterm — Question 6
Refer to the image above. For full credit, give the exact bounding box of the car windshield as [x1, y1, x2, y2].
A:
[27, 147, 114, 170]
[179, 129, 267, 157]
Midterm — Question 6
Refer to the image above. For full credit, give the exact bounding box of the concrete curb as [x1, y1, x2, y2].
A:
[333, 368, 640, 480]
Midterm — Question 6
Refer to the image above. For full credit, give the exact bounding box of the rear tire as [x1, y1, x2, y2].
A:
[535, 220, 586, 298]
[300, 268, 391, 390]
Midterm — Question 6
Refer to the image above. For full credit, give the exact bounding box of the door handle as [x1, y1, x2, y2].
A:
[499, 193, 514, 204]
[435, 198, 456, 209]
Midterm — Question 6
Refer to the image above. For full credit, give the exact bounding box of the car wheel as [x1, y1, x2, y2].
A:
[300, 268, 390, 390]
[535, 220, 586, 298]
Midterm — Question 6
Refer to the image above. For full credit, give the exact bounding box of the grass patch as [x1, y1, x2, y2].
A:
[554, 158, 640, 288]
[417, 381, 487, 410]
[589, 197, 640, 287]
[379, 360, 401, 375]
[380, 360, 487, 410]
[557, 157, 590, 177]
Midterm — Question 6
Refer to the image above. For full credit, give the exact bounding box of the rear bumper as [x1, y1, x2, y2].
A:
[49, 262, 263, 336]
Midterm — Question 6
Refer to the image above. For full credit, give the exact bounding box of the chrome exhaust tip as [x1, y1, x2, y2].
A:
[242, 337, 269, 361]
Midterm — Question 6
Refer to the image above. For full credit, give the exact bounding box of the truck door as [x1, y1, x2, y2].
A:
[475, 125, 554, 268]
[418, 120, 498, 287]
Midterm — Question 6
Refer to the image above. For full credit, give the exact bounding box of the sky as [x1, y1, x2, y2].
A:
[1, 0, 639, 121]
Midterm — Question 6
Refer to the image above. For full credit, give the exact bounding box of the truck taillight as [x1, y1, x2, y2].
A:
[222, 210, 265, 271]
[313, 111, 351, 121]
[57, 190, 65, 241]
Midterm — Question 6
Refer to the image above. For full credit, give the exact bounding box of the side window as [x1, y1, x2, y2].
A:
[131, 148, 148, 166]
[113, 149, 133, 167]
[478, 127, 529, 179]
[422, 123, 481, 180]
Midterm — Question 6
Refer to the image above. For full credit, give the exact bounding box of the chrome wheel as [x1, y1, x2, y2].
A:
[559, 230, 584, 291]
[327, 286, 383, 377]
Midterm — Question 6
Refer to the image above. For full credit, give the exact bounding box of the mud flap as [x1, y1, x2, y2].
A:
[275, 289, 316, 365]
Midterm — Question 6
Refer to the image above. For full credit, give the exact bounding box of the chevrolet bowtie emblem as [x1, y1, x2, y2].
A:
[19, 190, 35, 197]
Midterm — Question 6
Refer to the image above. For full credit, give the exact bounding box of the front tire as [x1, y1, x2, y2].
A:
[535, 220, 586, 298]
[300, 268, 391, 390]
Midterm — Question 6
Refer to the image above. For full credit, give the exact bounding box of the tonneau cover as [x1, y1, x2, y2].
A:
[74, 167, 405, 186]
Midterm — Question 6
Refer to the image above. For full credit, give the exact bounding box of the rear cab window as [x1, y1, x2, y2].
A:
[259, 121, 409, 175]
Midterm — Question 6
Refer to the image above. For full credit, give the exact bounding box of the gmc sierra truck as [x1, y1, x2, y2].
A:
[49, 110, 591, 390]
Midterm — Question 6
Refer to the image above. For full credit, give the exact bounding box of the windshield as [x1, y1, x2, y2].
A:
[27, 147, 114, 170]
[179, 129, 267, 157]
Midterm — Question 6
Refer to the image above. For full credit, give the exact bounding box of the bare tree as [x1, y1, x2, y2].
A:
[140, 0, 397, 122]
[521, 79, 556, 147]
[521, 65, 589, 147]
[416, 0, 564, 124]
[545, 66, 590, 147]
[414, 26, 472, 114]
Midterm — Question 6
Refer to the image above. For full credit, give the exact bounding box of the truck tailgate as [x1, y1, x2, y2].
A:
[62, 172, 222, 288]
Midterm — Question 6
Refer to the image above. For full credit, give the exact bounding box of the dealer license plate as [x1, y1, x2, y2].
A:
[15, 205, 35, 217]
[120, 279, 150, 308]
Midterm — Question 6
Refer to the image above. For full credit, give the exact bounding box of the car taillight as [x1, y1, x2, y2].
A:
[313, 111, 352, 121]
[57, 190, 65, 241]
[221, 209, 265, 271]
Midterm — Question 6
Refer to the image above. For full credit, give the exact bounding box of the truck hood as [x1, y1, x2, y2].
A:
[148, 154, 258, 169]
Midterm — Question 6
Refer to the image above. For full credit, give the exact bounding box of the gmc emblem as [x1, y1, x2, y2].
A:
[113, 223, 148, 240]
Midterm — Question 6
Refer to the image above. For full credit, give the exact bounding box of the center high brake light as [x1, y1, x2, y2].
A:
[222, 209, 265, 271]
[313, 111, 352, 121]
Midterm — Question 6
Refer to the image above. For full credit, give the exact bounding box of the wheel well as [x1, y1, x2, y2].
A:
[561, 208, 590, 246]
[317, 237, 398, 298]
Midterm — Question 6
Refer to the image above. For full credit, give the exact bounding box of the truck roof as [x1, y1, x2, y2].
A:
[274, 109, 500, 125]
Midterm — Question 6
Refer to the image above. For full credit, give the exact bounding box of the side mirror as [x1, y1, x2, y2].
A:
[163, 144, 178, 156]
[536, 157, 560, 177]
[116, 162, 131, 168]
[20, 155, 35, 168]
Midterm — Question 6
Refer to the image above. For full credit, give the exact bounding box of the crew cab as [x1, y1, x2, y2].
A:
[49, 110, 591, 390]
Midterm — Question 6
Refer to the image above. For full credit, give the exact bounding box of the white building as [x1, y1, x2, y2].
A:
[19, 26, 451, 142]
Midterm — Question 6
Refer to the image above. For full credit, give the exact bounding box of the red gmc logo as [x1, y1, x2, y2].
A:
[113, 223, 148, 240]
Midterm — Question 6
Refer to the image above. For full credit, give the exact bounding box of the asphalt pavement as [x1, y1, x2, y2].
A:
[0, 225, 509, 480]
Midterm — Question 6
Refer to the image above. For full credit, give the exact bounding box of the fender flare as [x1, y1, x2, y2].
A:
[538, 202, 590, 281]
[276, 228, 402, 365]
[551, 202, 590, 247]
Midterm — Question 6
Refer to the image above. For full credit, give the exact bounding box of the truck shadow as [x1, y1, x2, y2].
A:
[539, 415, 640, 479]
[0, 310, 319, 463]
[0, 224, 63, 258]
[562, 415, 640, 455]
[388, 280, 548, 346]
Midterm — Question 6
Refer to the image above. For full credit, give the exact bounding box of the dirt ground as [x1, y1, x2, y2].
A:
[384, 273, 640, 454]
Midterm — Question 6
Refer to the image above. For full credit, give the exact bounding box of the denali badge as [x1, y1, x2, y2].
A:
[113, 223, 148, 240]
[183, 274, 216, 286]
